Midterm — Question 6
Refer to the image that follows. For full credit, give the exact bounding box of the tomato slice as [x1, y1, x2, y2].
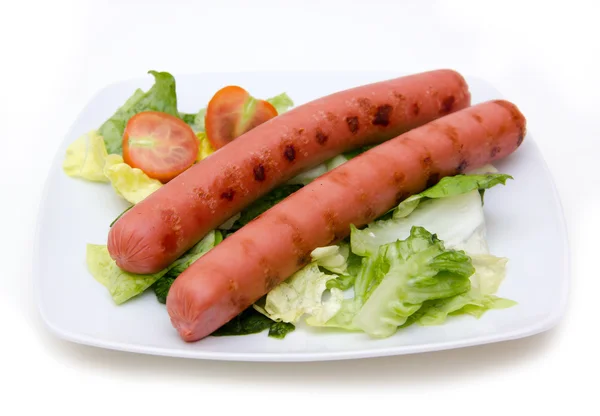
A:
[205, 86, 278, 149]
[122, 111, 199, 183]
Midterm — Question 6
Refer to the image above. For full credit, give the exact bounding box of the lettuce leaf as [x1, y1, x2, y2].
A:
[87, 230, 220, 304]
[103, 154, 163, 204]
[311, 243, 350, 275]
[351, 172, 512, 257]
[86, 244, 169, 305]
[211, 306, 295, 339]
[257, 263, 344, 325]
[62, 130, 110, 182]
[196, 131, 215, 161]
[180, 108, 206, 132]
[352, 226, 474, 338]
[394, 173, 513, 219]
[98, 70, 179, 154]
[164, 230, 222, 278]
[151, 230, 221, 303]
[266, 92, 294, 114]
[411, 254, 516, 326]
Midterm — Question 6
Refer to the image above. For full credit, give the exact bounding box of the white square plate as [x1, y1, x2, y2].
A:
[34, 71, 569, 362]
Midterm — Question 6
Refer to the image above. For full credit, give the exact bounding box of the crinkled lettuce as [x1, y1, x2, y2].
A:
[265, 168, 516, 339]
[98, 70, 179, 154]
[410, 254, 516, 326]
[351, 173, 512, 257]
[86, 244, 169, 305]
[62, 130, 110, 182]
[394, 172, 513, 219]
[62, 128, 163, 205]
[255, 263, 344, 325]
[311, 243, 350, 275]
[266, 92, 294, 114]
[351, 227, 474, 338]
[103, 155, 163, 204]
[88, 230, 220, 304]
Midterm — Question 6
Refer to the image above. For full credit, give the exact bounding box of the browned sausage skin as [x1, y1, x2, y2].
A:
[166, 100, 527, 342]
[108, 70, 471, 274]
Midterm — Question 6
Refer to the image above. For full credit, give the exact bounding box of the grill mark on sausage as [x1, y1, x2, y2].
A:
[284, 144, 296, 161]
[393, 92, 406, 102]
[493, 100, 526, 146]
[257, 255, 279, 291]
[220, 188, 235, 201]
[456, 159, 469, 173]
[421, 155, 433, 168]
[264, 274, 279, 292]
[471, 113, 483, 123]
[160, 209, 181, 253]
[440, 95, 456, 114]
[323, 208, 340, 243]
[412, 102, 420, 116]
[326, 112, 338, 123]
[357, 97, 372, 112]
[328, 169, 351, 187]
[395, 191, 411, 204]
[392, 171, 406, 186]
[490, 146, 501, 157]
[275, 213, 310, 268]
[426, 172, 441, 188]
[372, 104, 393, 126]
[346, 116, 359, 134]
[253, 164, 265, 181]
[315, 128, 328, 145]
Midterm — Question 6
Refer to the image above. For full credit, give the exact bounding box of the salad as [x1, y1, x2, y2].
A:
[63, 70, 516, 340]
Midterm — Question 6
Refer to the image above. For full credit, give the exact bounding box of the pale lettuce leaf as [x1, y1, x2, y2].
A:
[62, 130, 110, 182]
[258, 263, 344, 325]
[103, 154, 163, 204]
[88, 231, 221, 304]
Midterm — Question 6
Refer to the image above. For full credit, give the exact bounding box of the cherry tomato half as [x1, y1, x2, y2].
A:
[122, 111, 199, 183]
[204, 86, 278, 150]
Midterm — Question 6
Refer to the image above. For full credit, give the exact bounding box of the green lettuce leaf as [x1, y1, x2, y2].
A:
[211, 307, 275, 336]
[310, 254, 382, 331]
[87, 230, 221, 305]
[394, 173, 513, 219]
[153, 276, 175, 304]
[352, 226, 474, 338]
[164, 230, 222, 278]
[413, 254, 516, 325]
[211, 306, 295, 339]
[268, 322, 296, 339]
[98, 70, 179, 154]
[266, 92, 294, 114]
[86, 244, 170, 305]
[351, 179, 508, 257]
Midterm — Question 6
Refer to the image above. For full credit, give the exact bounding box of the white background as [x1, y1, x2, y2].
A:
[1, 0, 596, 413]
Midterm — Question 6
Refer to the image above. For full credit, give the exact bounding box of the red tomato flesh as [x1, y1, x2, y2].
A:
[205, 86, 278, 150]
[122, 111, 199, 183]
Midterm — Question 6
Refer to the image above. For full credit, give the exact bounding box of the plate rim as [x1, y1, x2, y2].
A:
[32, 70, 571, 362]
